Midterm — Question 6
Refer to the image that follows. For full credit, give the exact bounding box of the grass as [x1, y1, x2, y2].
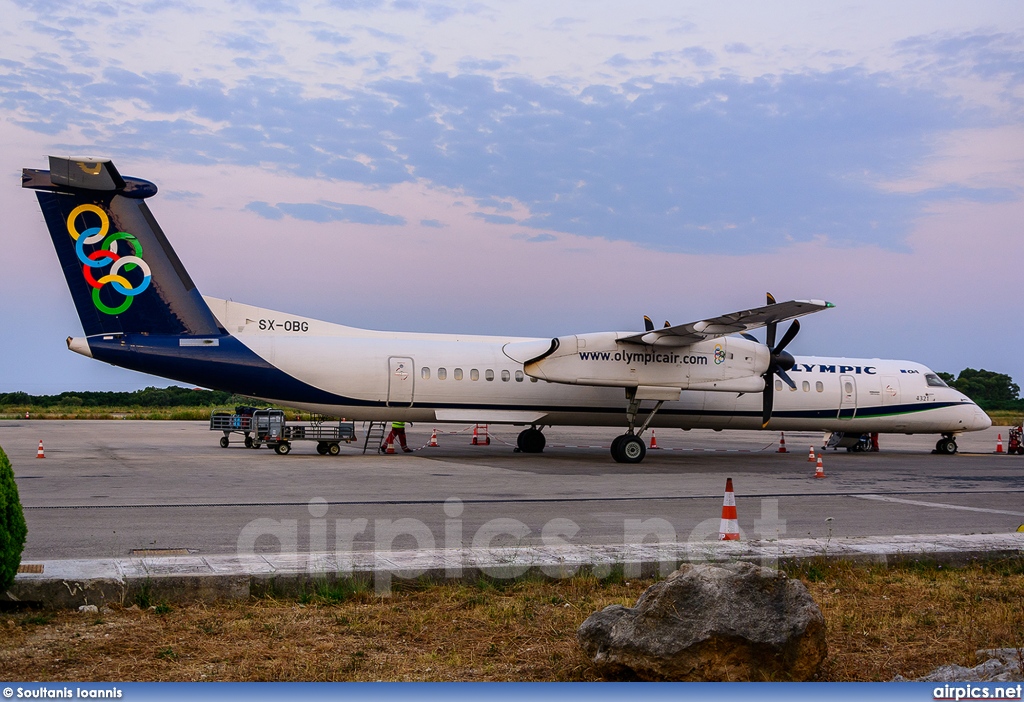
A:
[988, 410, 1024, 427]
[0, 405, 303, 421]
[1, 560, 1023, 681]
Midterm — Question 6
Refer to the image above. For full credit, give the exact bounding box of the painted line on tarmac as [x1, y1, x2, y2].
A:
[23, 489, 1024, 511]
[852, 494, 1024, 517]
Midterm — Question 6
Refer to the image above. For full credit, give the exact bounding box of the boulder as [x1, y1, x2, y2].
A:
[894, 649, 1024, 682]
[578, 561, 827, 681]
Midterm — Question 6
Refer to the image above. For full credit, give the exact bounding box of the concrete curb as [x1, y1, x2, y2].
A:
[7, 532, 1023, 608]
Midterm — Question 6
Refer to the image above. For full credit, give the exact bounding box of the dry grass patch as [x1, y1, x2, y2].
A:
[795, 558, 1024, 681]
[2, 561, 1023, 682]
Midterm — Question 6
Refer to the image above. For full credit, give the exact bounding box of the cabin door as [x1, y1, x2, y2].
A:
[387, 357, 415, 407]
[838, 374, 856, 419]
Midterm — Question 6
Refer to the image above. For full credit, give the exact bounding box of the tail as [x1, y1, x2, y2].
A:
[23, 156, 221, 337]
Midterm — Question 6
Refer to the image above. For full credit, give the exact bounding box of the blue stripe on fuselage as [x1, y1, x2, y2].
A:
[86, 333, 366, 406]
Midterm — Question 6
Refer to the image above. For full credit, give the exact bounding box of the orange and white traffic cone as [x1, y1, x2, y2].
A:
[428, 429, 439, 447]
[719, 478, 739, 541]
[814, 454, 825, 478]
[649, 430, 660, 449]
[777, 432, 788, 453]
[36, 440, 45, 459]
[385, 439, 396, 455]
[996, 434, 1004, 453]
[471, 425, 479, 445]
[808, 446, 816, 462]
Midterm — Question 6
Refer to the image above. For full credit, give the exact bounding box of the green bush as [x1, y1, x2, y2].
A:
[0, 445, 28, 590]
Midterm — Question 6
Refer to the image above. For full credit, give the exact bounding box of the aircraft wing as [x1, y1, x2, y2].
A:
[618, 299, 834, 347]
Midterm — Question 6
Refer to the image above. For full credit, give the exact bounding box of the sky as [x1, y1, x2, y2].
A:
[1, 0, 1023, 394]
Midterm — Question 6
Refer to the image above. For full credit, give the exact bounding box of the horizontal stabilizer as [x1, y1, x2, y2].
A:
[47, 157, 125, 191]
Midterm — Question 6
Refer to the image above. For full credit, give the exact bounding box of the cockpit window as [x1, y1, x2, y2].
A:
[925, 373, 948, 388]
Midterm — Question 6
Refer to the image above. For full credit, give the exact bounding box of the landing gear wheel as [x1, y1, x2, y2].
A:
[244, 436, 253, 449]
[610, 434, 624, 456]
[328, 442, 341, 456]
[219, 436, 229, 448]
[611, 434, 646, 464]
[316, 442, 328, 455]
[936, 437, 958, 455]
[516, 428, 546, 453]
[274, 442, 291, 455]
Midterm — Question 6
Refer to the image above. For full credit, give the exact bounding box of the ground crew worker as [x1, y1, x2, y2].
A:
[380, 421, 413, 453]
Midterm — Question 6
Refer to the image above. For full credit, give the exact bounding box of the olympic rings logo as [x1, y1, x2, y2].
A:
[714, 344, 726, 365]
[66, 204, 151, 315]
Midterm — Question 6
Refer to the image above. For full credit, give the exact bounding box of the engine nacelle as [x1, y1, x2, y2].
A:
[522, 332, 769, 391]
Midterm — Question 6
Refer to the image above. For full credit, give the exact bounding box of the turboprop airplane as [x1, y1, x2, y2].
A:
[23, 156, 991, 462]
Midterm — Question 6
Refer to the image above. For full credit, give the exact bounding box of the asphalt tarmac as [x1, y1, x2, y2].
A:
[2, 421, 1022, 560]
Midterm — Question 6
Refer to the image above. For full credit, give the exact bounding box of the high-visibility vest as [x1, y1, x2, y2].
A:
[391, 421, 406, 429]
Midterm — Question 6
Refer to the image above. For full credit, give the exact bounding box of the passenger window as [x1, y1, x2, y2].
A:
[802, 381, 810, 392]
[844, 382, 853, 394]
[530, 377, 538, 383]
[421, 367, 430, 380]
[515, 370, 524, 382]
[775, 379, 782, 391]
[470, 369, 479, 381]
[815, 381, 823, 393]
[501, 370, 510, 382]
[789, 382, 798, 391]
[454, 368, 463, 381]
[438, 368, 447, 380]
[485, 369, 494, 381]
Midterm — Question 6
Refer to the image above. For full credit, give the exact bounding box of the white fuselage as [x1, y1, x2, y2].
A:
[204, 297, 990, 436]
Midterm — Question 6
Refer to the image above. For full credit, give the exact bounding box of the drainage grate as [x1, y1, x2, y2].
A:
[129, 548, 194, 557]
[17, 564, 44, 574]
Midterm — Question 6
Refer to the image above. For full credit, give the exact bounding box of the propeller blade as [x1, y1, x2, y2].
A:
[644, 315, 654, 332]
[766, 321, 776, 350]
[777, 368, 796, 389]
[762, 381, 774, 427]
[766, 291, 777, 305]
[663, 321, 670, 328]
[775, 319, 800, 354]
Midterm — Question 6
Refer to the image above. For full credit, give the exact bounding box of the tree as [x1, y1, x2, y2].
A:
[0, 445, 27, 590]
[948, 368, 1021, 410]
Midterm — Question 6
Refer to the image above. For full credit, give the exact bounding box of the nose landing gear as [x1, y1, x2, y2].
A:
[935, 434, 958, 455]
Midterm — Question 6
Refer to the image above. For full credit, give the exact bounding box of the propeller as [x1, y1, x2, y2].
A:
[761, 292, 801, 427]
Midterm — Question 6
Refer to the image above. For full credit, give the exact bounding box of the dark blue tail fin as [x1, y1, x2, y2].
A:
[24, 157, 222, 337]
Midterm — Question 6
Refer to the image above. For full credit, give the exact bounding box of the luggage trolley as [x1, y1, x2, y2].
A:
[211, 408, 356, 455]
[209, 405, 261, 448]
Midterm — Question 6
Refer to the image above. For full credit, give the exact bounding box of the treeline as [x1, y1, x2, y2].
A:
[938, 368, 1023, 411]
[0, 386, 239, 408]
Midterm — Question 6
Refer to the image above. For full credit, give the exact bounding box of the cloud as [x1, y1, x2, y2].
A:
[420, 219, 445, 228]
[724, 43, 752, 54]
[2, 53, 1002, 255]
[471, 212, 518, 225]
[248, 200, 406, 225]
[245, 201, 284, 219]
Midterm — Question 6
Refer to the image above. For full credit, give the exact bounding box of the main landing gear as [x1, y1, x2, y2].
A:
[516, 427, 546, 453]
[935, 433, 958, 455]
[610, 389, 665, 464]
